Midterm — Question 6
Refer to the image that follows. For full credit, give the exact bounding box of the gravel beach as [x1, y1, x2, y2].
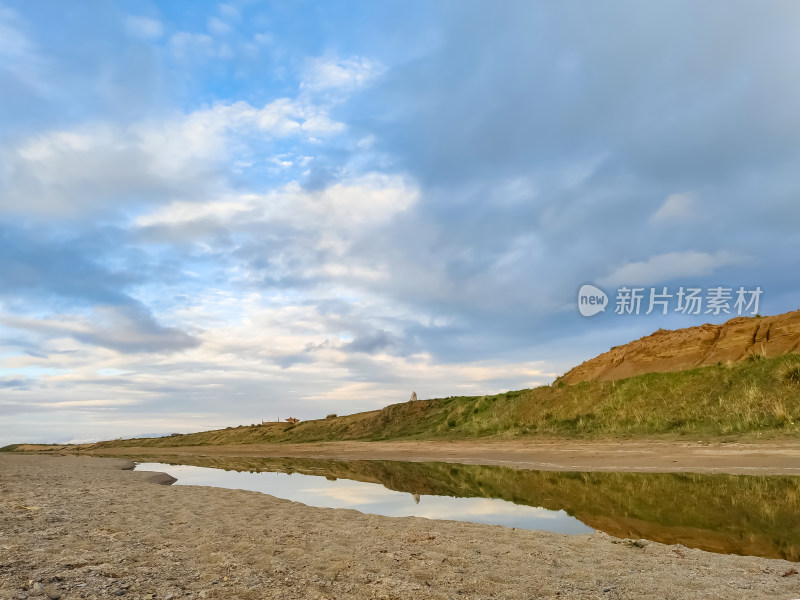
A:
[1, 454, 799, 600]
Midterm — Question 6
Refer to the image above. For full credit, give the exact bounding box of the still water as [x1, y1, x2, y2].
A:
[136, 461, 593, 534]
[132, 455, 800, 561]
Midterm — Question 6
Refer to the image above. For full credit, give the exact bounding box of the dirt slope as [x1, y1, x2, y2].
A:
[559, 309, 800, 384]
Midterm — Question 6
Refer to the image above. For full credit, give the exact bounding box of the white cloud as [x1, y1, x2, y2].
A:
[599, 250, 741, 287]
[207, 16, 232, 36]
[2, 122, 218, 216]
[651, 192, 697, 223]
[300, 115, 346, 134]
[136, 173, 418, 233]
[0, 5, 32, 59]
[301, 56, 384, 92]
[253, 32, 273, 45]
[0, 5, 47, 92]
[170, 31, 216, 58]
[125, 16, 164, 40]
[357, 135, 376, 149]
[1, 99, 346, 216]
[219, 3, 240, 20]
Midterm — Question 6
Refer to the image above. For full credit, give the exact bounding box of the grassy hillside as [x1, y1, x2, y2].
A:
[0, 443, 77, 453]
[87, 353, 800, 449]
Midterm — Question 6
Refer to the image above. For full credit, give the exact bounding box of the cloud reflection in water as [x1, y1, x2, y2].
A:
[136, 462, 592, 534]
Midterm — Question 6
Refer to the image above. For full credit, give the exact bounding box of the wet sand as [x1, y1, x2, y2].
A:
[89, 438, 800, 476]
[2, 454, 799, 599]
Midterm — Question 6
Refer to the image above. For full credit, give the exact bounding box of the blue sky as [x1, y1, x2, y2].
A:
[2, 0, 800, 444]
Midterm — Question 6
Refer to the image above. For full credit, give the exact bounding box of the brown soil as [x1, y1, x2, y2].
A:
[2, 455, 800, 599]
[86, 438, 800, 476]
[559, 309, 800, 384]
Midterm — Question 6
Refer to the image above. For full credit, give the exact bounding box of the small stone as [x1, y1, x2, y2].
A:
[33, 583, 44, 593]
[199, 592, 208, 599]
[47, 593, 61, 600]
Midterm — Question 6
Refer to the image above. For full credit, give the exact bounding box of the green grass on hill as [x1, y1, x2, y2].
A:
[88, 353, 800, 449]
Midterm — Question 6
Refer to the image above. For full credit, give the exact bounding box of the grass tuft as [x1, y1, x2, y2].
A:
[780, 362, 800, 386]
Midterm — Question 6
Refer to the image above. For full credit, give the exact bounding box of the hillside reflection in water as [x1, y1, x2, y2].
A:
[133, 455, 800, 561]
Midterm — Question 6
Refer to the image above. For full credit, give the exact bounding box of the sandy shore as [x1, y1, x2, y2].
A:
[89, 438, 800, 476]
[1, 455, 799, 599]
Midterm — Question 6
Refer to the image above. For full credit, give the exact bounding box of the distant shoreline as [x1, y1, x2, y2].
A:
[74, 438, 800, 476]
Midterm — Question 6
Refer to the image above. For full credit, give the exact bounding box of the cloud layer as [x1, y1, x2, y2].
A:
[1, 0, 799, 443]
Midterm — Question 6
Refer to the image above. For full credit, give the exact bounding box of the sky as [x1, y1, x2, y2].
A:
[2, 0, 800, 444]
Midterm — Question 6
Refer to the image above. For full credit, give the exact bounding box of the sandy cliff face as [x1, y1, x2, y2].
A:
[559, 310, 800, 384]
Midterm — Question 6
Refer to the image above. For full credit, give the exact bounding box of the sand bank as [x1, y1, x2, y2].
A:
[89, 438, 800, 476]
